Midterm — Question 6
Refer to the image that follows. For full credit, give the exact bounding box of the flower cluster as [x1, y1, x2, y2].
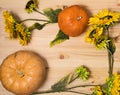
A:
[3, 11, 31, 45]
[86, 9, 120, 95]
[75, 65, 89, 80]
[93, 73, 120, 95]
[85, 9, 120, 49]
[3, 0, 63, 46]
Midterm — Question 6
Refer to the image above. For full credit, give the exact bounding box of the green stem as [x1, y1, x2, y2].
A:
[107, 49, 114, 77]
[69, 75, 78, 84]
[64, 90, 92, 95]
[21, 19, 50, 23]
[106, 27, 114, 77]
[32, 90, 91, 95]
[34, 9, 45, 16]
[111, 54, 114, 75]
[31, 89, 58, 95]
[66, 84, 102, 90]
[32, 84, 100, 95]
[32, 89, 92, 95]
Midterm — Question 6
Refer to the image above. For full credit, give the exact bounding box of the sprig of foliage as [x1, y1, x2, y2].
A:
[51, 66, 90, 91]
[32, 66, 93, 95]
[85, 9, 120, 77]
[3, 0, 69, 46]
[86, 9, 120, 95]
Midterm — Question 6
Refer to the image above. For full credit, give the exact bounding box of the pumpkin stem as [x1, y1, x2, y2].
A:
[77, 16, 82, 21]
[17, 70, 24, 77]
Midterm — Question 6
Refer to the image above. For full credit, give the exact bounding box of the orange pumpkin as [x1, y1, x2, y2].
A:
[0, 50, 46, 95]
[58, 5, 89, 37]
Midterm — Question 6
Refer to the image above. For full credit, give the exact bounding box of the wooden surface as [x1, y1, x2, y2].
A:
[0, 0, 120, 95]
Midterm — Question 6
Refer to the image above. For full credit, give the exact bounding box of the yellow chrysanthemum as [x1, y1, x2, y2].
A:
[25, 0, 38, 13]
[3, 11, 31, 46]
[3, 11, 16, 39]
[111, 73, 120, 95]
[86, 9, 120, 50]
[16, 23, 31, 45]
[93, 86, 103, 95]
[85, 26, 103, 44]
[89, 17, 100, 25]
[95, 36, 111, 49]
[93, 73, 120, 95]
[89, 9, 120, 26]
[95, 9, 109, 18]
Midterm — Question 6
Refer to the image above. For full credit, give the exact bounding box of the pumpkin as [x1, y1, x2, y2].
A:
[58, 5, 89, 37]
[0, 50, 46, 95]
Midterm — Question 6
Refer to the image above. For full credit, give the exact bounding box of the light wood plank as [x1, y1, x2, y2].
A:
[0, 0, 120, 95]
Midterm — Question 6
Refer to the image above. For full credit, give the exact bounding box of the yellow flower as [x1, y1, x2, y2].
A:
[89, 9, 120, 26]
[3, 11, 16, 39]
[85, 26, 103, 44]
[103, 73, 120, 95]
[3, 11, 31, 46]
[25, 0, 38, 13]
[75, 66, 89, 80]
[15, 23, 31, 45]
[111, 73, 120, 95]
[89, 17, 100, 25]
[95, 36, 110, 49]
[93, 86, 103, 95]
[86, 9, 120, 50]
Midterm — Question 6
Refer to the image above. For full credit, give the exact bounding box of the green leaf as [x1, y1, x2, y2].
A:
[54, 8, 62, 16]
[43, 8, 62, 23]
[29, 23, 45, 31]
[108, 39, 116, 54]
[50, 30, 69, 47]
[51, 73, 73, 91]
[34, 23, 45, 30]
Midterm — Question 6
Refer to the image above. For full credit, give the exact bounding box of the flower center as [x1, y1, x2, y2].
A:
[100, 15, 113, 20]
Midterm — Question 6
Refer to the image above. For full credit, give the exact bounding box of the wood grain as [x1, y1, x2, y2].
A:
[0, 0, 120, 95]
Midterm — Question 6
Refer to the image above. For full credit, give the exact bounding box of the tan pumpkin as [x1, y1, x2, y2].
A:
[0, 50, 46, 95]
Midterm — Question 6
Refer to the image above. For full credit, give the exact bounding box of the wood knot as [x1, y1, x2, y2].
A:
[59, 54, 69, 59]
[59, 54, 65, 59]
